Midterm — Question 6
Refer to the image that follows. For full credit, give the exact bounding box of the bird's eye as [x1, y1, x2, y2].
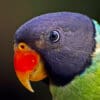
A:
[49, 30, 60, 43]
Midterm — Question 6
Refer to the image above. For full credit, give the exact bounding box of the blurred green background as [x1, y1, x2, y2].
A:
[0, 0, 99, 100]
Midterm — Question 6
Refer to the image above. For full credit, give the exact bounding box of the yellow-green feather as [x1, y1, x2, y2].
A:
[50, 20, 100, 100]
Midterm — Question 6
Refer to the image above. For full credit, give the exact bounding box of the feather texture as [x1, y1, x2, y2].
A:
[50, 20, 100, 100]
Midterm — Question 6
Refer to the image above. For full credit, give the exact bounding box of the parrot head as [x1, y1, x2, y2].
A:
[14, 12, 95, 92]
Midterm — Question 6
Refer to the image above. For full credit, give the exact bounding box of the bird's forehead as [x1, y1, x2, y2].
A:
[17, 12, 93, 33]
[25, 14, 67, 32]
[15, 12, 94, 44]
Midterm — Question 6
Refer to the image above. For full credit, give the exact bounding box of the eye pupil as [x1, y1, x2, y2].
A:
[49, 30, 60, 42]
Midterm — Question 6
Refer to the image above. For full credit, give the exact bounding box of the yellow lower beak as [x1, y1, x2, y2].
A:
[15, 59, 47, 93]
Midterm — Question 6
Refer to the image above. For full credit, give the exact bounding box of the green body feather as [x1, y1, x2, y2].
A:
[50, 20, 100, 100]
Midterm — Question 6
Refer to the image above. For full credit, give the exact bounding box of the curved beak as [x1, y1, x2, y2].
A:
[14, 43, 47, 92]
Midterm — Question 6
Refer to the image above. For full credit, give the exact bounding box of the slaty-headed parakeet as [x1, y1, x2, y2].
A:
[13, 12, 100, 100]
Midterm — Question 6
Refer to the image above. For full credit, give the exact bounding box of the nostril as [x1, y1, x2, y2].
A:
[20, 45, 25, 49]
[17, 42, 32, 51]
[18, 43, 27, 50]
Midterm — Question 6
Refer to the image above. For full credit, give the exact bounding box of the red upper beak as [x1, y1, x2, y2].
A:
[14, 43, 47, 92]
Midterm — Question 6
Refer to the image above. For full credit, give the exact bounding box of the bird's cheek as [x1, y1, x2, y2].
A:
[14, 48, 47, 92]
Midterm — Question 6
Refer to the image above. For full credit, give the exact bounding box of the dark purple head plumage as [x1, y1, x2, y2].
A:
[14, 12, 95, 86]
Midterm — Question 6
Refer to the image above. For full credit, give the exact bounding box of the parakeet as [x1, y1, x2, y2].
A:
[13, 12, 100, 100]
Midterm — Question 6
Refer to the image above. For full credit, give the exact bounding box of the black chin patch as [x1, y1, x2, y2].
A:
[55, 59, 92, 86]
[44, 50, 93, 86]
